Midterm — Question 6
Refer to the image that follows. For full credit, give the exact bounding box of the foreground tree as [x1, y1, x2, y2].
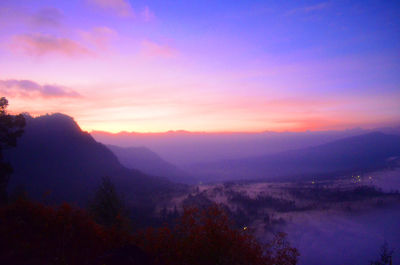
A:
[0, 199, 150, 265]
[370, 242, 394, 265]
[0, 198, 298, 264]
[0, 97, 25, 204]
[137, 205, 299, 265]
[88, 176, 129, 228]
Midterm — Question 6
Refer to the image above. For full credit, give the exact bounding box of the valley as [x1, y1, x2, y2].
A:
[155, 168, 400, 264]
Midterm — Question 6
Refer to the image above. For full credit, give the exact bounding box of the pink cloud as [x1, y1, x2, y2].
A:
[79, 26, 117, 50]
[88, 0, 134, 18]
[0, 79, 80, 98]
[268, 117, 338, 131]
[140, 40, 177, 58]
[10, 33, 90, 57]
[141, 6, 155, 22]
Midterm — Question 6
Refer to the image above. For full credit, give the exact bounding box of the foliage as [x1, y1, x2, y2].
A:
[0, 199, 139, 265]
[227, 190, 297, 214]
[136, 204, 299, 265]
[0, 97, 26, 149]
[0, 198, 298, 265]
[370, 242, 394, 265]
[182, 192, 213, 209]
[0, 97, 25, 203]
[88, 176, 129, 229]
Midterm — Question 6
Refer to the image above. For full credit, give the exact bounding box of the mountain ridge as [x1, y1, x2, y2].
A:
[107, 144, 189, 183]
[185, 132, 400, 182]
[4, 113, 183, 205]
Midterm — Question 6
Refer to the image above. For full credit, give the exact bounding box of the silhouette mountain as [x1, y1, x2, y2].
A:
[91, 128, 371, 166]
[107, 145, 188, 183]
[187, 132, 400, 182]
[4, 113, 183, 205]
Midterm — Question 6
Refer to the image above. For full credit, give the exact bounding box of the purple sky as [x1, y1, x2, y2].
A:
[0, 0, 399, 132]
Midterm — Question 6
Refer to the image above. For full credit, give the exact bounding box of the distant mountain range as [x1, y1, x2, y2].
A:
[5, 112, 400, 199]
[185, 132, 400, 182]
[4, 113, 184, 205]
[107, 145, 188, 183]
[91, 126, 400, 166]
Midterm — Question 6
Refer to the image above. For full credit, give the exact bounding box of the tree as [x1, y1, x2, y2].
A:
[88, 176, 128, 228]
[137, 204, 299, 265]
[0, 199, 141, 265]
[370, 241, 394, 265]
[0, 97, 25, 204]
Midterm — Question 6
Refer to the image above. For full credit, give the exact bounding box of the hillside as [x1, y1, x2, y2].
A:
[4, 113, 183, 205]
[187, 132, 400, 182]
[107, 145, 188, 183]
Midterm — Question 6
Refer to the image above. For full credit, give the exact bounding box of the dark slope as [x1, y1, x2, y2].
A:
[187, 132, 400, 182]
[4, 114, 183, 205]
[107, 145, 188, 183]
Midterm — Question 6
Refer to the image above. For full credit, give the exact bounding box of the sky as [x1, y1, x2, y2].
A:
[0, 0, 399, 133]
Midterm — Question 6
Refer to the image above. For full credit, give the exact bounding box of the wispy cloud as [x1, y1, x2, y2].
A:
[0, 6, 63, 29]
[30, 7, 63, 28]
[140, 40, 177, 58]
[87, 0, 134, 18]
[79, 26, 117, 50]
[0, 79, 80, 98]
[10, 33, 90, 57]
[286, 2, 330, 15]
[141, 6, 155, 22]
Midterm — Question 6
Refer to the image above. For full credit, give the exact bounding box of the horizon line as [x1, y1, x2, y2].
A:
[13, 111, 400, 135]
[88, 126, 389, 135]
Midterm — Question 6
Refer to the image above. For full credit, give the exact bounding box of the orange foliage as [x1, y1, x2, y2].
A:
[0, 199, 132, 265]
[136, 205, 299, 265]
[0, 201, 298, 265]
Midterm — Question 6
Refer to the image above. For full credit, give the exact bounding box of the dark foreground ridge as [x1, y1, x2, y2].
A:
[4, 113, 184, 206]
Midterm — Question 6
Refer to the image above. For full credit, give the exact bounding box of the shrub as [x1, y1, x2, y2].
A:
[136, 205, 299, 265]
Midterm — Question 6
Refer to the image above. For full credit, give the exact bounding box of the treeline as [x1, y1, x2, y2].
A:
[0, 198, 299, 265]
[286, 185, 394, 203]
[227, 190, 297, 213]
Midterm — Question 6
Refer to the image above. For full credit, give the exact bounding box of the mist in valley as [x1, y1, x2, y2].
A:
[151, 166, 400, 265]
[283, 204, 400, 265]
